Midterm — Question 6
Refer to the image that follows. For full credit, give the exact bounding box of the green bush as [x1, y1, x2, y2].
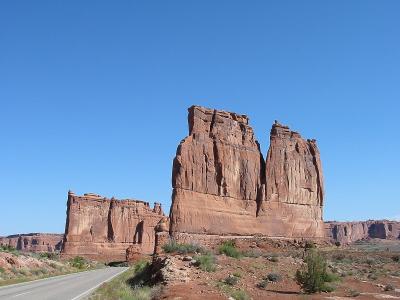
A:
[194, 253, 216, 272]
[257, 279, 268, 289]
[0, 245, 16, 252]
[70, 256, 88, 269]
[295, 250, 337, 293]
[162, 240, 203, 254]
[268, 256, 279, 262]
[39, 252, 58, 260]
[242, 249, 262, 258]
[266, 273, 282, 282]
[219, 240, 242, 259]
[0, 267, 5, 273]
[348, 289, 360, 297]
[304, 240, 316, 249]
[134, 260, 149, 274]
[230, 290, 250, 300]
[392, 255, 400, 262]
[224, 275, 239, 286]
[384, 284, 395, 291]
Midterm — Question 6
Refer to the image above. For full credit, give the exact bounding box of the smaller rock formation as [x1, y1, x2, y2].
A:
[0, 233, 63, 253]
[325, 220, 400, 244]
[61, 191, 164, 262]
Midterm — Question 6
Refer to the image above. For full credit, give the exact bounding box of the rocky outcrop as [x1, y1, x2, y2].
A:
[61, 192, 164, 262]
[169, 105, 325, 241]
[325, 220, 400, 244]
[0, 233, 63, 253]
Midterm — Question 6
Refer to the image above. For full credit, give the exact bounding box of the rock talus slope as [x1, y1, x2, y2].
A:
[61, 192, 164, 262]
[169, 106, 325, 239]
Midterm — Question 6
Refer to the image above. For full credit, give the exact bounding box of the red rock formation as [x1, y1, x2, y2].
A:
[169, 106, 325, 241]
[325, 220, 400, 244]
[0, 233, 63, 252]
[257, 122, 324, 237]
[61, 192, 164, 262]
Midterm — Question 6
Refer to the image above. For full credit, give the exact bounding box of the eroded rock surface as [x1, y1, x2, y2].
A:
[169, 105, 325, 239]
[325, 220, 400, 244]
[61, 191, 164, 262]
[0, 233, 63, 253]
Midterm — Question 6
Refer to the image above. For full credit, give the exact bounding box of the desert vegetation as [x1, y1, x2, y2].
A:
[0, 246, 103, 286]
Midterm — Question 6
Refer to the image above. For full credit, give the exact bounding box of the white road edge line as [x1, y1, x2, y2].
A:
[0, 269, 97, 290]
[70, 268, 128, 300]
[12, 291, 32, 297]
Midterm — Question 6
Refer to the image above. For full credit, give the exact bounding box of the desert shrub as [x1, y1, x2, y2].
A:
[194, 252, 216, 272]
[335, 241, 341, 247]
[18, 269, 29, 276]
[332, 253, 346, 261]
[230, 290, 250, 300]
[367, 273, 378, 280]
[0, 267, 5, 273]
[391, 255, 400, 262]
[162, 240, 203, 254]
[295, 250, 337, 293]
[257, 279, 268, 289]
[39, 252, 58, 260]
[0, 245, 16, 252]
[70, 256, 88, 269]
[224, 275, 239, 286]
[348, 289, 360, 297]
[384, 284, 395, 291]
[269, 256, 279, 262]
[219, 240, 242, 258]
[266, 273, 282, 282]
[232, 272, 242, 278]
[242, 249, 262, 258]
[364, 258, 376, 265]
[304, 240, 316, 249]
[324, 272, 340, 282]
[134, 260, 149, 274]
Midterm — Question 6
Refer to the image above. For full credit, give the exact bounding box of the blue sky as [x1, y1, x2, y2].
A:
[1, 1, 399, 235]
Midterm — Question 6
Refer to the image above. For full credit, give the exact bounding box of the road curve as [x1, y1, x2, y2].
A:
[0, 267, 128, 300]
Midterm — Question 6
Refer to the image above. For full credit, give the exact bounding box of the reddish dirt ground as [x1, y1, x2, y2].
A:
[156, 239, 400, 300]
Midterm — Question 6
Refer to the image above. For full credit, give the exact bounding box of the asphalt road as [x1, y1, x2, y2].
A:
[0, 267, 128, 300]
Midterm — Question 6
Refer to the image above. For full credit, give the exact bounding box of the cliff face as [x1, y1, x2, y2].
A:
[257, 122, 324, 237]
[61, 192, 164, 262]
[0, 233, 63, 253]
[169, 106, 325, 238]
[325, 220, 400, 244]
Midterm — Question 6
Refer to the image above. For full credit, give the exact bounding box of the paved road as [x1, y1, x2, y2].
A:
[0, 267, 128, 300]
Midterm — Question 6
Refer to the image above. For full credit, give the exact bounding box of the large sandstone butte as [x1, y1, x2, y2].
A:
[325, 220, 400, 244]
[61, 192, 164, 262]
[169, 105, 325, 240]
[0, 233, 63, 253]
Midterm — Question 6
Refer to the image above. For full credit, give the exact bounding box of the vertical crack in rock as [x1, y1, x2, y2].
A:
[107, 200, 115, 242]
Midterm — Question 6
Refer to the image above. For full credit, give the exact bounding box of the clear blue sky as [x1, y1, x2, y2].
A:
[1, 1, 399, 236]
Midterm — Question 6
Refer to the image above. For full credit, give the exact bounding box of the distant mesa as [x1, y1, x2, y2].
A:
[325, 220, 400, 245]
[0, 233, 63, 253]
